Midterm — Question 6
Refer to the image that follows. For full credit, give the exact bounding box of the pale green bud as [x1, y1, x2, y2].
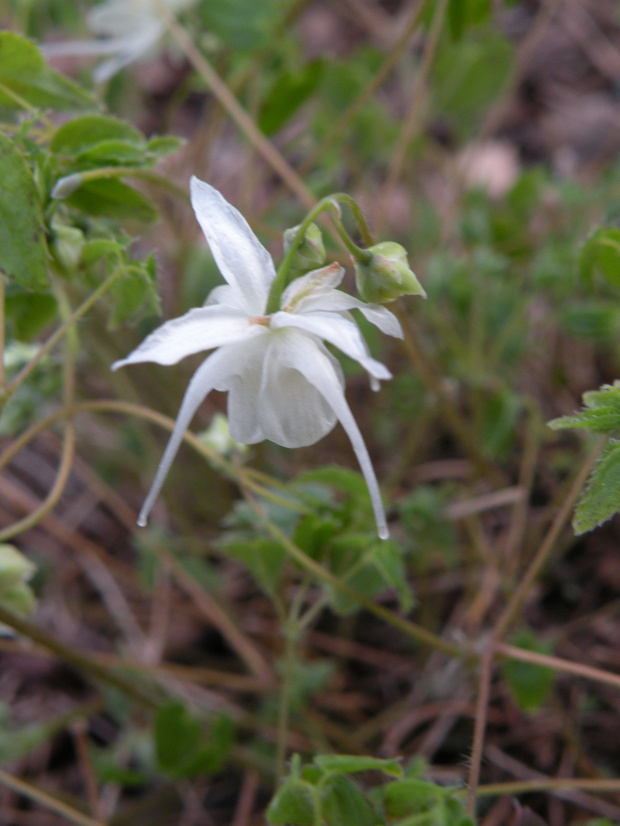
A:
[52, 223, 84, 271]
[283, 222, 326, 271]
[354, 241, 426, 304]
[51, 172, 84, 200]
[1, 582, 37, 618]
[0, 544, 36, 595]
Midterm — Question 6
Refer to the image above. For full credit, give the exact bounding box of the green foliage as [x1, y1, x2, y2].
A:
[0, 31, 95, 113]
[268, 754, 471, 826]
[259, 59, 324, 136]
[550, 384, 620, 534]
[501, 629, 555, 713]
[267, 753, 403, 826]
[154, 701, 233, 780]
[0, 132, 49, 290]
[0, 544, 37, 619]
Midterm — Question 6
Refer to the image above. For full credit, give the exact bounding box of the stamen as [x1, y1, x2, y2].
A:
[248, 315, 270, 326]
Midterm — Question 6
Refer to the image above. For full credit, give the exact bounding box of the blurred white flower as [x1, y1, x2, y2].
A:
[42, 0, 194, 83]
[113, 177, 402, 538]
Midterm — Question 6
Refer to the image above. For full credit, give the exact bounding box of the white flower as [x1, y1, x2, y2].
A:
[42, 0, 193, 83]
[113, 177, 403, 539]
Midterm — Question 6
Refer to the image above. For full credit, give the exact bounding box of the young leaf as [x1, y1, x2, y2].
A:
[320, 774, 376, 826]
[222, 537, 286, 599]
[314, 755, 402, 778]
[549, 383, 620, 436]
[0, 32, 94, 112]
[63, 178, 158, 222]
[501, 629, 555, 713]
[266, 778, 317, 825]
[0, 132, 49, 290]
[573, 440, 620, 535]
[51, 114, 144, 156]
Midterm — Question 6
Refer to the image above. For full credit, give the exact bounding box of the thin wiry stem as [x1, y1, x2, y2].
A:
[0, 769, 106, 826]
[160, 5, 316, 210]
[385, 0, 449, 196]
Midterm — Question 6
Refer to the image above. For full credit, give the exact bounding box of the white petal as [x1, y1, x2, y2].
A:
[270, 330, 389, 538]
[293, 288, 403, 338]
[216, 337, 271, 444]
[272, 311, 392, 381]
[190, 177, 276, 314]
[204, 284, 246, 310]
[111, 305, 256, 369]
[280, 263, 344, 309]
[41, 38, 135, 58]
[137, 345, 243, 526]
[255, 331, 340, 447]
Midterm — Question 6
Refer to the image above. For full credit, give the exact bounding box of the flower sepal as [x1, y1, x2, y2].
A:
[283, 222, 326, 272]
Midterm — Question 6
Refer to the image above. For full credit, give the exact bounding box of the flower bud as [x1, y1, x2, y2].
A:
[283, 222, 326, 271]
[51, 172, 84, 200]
[0, 544, 36, 594]
[52, 223, 84, 271]
[354, 241, 426, 304]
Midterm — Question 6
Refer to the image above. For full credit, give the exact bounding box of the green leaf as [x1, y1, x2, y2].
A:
[314, 755, 402, 778]
[501, 629, 555, 713]
[579, 227, 620, 289]
[154, 702, 231, 780]
[109, 257, 159, 327]
[222, 537, 286, 599]
[51, 115, 144, 156]
[573, 440, 620, 535]
[0, 32, 94, 112]
[560, 301, 620, 342]
[259, 60, 324, 136]
[549, 383, 620, 436]
[5, 290, 57, 340]
[146, 135, 185, 158]
[447, 0, 492, 39]
[383, 778, 443, 817]
[266, 778, 317, 825]
[320, 774, 376, 826]
[63, 178, 158, 222]
[0, 132, 49, 290]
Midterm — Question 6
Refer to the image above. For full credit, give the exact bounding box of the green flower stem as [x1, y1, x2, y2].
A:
[4, 265, 132, 402]
[0, 768, 106, 826]
[0, 82, 54, 129]
[266, 194, 374, 314]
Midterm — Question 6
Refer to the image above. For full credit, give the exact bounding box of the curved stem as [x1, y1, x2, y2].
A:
[266, 193, 374, 314]
[53, 165, 188, 201]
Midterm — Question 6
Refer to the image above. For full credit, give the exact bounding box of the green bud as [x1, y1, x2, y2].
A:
[283, 222, 326, 271]
[1, 582, 37, 618]
[0, 544, 36, 595]
[354, 241, 426, 304]
[52, 222, 84, 271]
[51, 172, 84, 200]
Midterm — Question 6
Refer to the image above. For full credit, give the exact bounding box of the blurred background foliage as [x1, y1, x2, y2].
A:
[3, 0, 620, 824]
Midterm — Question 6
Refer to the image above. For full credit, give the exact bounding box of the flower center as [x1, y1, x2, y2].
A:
[248, 315, 270, 326]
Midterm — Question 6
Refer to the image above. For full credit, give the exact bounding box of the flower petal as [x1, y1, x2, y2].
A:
[268, 330, 389, 538]
[280, 262, 344, 309]
[137, 345, 244, 526]
[272, 311, 392, 381]
[111, 305, 257, 370]
[255, 330, 340, 447]
[291, 288, 403, 338]
[190, 177, 276, 314]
